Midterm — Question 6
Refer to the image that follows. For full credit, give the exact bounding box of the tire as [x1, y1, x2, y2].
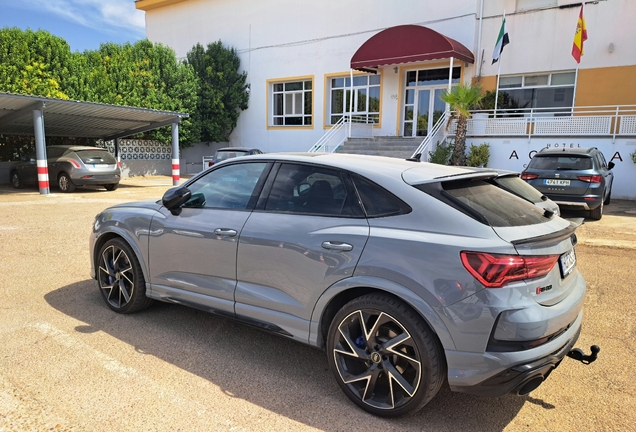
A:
[104, 183, 119, 191]
[96, 238, 154, 314]
[326, 294, 445, 417]
[58, 173, 76, 193]
[604, 189, 611, 206]
[10, 171, 22, 189]
[589, 200, 603, 220]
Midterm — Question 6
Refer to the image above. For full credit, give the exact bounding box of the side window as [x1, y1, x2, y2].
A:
[184, 162, 267, 210]
[596, 151, 607, 169]
[47, 148, 62, 158]
[265, 163, 363, 217]
[352, 175, 411, 217]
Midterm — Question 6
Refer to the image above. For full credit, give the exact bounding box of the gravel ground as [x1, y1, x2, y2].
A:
[0, 177, 634, 431]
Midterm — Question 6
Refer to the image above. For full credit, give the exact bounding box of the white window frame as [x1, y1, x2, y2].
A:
[327, 74, 381, 126]
[497, 70, 576, 112]
[268, 77, 313, 128]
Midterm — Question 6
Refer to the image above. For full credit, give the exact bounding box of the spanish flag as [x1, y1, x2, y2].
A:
[572, 5, 588, 63]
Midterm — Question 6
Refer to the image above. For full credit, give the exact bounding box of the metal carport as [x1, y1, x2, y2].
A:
[0, 92, 188, 194]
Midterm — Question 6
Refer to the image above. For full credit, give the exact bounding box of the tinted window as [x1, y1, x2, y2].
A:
[215, 150, 249, 161]
[418, 180, 547, 227]
[492, 175, 544, 203]
[265, 163, 362, 217]
[46, 147, 64, 158]
[528, 155, 592, 170]
[352, 175, 410, 217]
[184, 162, 267, 210]
[75, 150, 117, 164]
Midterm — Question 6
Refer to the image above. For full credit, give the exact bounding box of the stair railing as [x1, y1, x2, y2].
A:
[411, 111, 451, 161]
[309, 115, 375, 153]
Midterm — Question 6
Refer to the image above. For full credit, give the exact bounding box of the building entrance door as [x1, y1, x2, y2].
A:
[401, 66, 460, 137]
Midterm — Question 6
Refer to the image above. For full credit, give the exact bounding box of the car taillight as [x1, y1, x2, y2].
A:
[69, 159, 81, 169]
[520, 173, 538, 180]
[577, 175, 602, 183]
[460, 252, 559, 288]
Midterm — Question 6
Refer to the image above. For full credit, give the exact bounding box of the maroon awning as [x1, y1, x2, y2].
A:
[351, 25, 474, 71]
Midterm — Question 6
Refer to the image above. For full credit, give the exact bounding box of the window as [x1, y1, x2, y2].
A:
[271, 78, 313, 126]
[184, 162, 268, 210]
[328, 74, 380, 125]
[528, 155, 592, 170]
[497, 71, 576, 112]
[265, 163, 363, 217]
[352, 175, 410, 217]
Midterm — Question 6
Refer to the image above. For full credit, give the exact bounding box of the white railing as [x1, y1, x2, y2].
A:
[446, 105, 636, 141]
[411, 111, 450, 161]
[309, 115, 376, 153]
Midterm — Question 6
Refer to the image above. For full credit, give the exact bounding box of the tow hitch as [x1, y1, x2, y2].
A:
[567, 345, 600, 365]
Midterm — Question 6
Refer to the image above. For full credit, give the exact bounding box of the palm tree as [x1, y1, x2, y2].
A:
[440, 84, 484, 166]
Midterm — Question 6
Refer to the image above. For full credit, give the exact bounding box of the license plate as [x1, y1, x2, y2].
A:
[545, 179, 570, 186]
[559, 248, 576, 277]
[93, 164, 108, 168]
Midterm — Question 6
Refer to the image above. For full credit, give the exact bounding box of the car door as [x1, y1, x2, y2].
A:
[148, 161, 271, 315]
[235, 162, 370, 341]
[15, 154, 38, 185]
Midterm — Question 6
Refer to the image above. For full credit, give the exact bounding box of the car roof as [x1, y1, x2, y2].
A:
[537, 147, 596, 156]
[48, 145, 108, 151]
[216, 147, 260, 152]
[236, 153, 497, 184]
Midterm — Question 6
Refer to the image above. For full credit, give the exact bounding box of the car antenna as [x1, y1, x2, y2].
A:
[406, 153, 421, 162]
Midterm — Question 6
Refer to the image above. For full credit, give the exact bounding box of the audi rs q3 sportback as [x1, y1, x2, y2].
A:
[90, 153, 588, 417]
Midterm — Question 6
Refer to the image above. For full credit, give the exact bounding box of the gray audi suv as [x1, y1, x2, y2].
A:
[90, 153, 588, 417]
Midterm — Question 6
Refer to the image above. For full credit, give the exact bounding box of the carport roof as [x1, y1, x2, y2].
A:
[0, 92, 188, 141]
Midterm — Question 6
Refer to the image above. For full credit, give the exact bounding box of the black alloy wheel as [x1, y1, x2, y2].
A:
[327, 294, 445, 417]
[97, 238, 153, 313]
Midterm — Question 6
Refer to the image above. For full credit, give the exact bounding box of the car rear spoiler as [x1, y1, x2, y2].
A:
[511, 219, 582, 248]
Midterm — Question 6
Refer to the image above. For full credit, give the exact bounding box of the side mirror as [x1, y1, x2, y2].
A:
[608, 161, 615, 170]
[162, 186, 192, 215]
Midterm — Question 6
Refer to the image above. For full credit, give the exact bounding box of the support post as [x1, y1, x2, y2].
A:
[348, 69, 354, 139]
[33, 109, 49, 195]
[114, 138, 121, 168]
[171, 122, 180, 186]
[446, 57, 454, 112]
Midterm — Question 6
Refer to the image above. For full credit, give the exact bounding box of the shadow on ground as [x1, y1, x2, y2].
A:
[44, 280, 535, 431]
[560, 198, 636, 221]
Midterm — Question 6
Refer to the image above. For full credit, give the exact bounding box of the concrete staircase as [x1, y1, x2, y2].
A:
[335, 137, 422, 159]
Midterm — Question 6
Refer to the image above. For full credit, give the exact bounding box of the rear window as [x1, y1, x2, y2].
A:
[492, 175, 544, 203]
[75, 150, 116, 164]
[416, 180, 548, 227]
[528, 155, 592, 170]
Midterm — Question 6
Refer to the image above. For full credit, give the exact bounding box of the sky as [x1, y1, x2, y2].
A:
[0, 0, 146, 52]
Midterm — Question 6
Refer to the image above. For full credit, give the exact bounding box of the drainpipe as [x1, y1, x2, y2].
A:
[476, 0, 485, 77]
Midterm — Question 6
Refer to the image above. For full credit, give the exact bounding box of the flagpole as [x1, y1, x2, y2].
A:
[494, 10, 505, 118]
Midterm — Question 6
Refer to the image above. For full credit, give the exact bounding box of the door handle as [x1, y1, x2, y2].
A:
[214, 228, 238, 237]
[322, 241, 353, 252]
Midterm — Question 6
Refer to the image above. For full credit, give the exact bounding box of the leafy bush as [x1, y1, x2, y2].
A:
[465, 142, 491, 167]
[631, 150, 636, 164]
[428, 140, 454, 165]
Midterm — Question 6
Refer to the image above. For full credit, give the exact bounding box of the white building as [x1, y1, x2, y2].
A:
[136, 0, 636, 198]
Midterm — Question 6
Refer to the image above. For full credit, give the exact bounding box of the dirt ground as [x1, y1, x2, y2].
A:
[0, 176, 634, 431]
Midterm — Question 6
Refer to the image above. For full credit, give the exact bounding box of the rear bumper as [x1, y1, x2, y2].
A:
[548, 194, 602, 210]
[446, 311, 583, 396]
[71, 174, 120, 186]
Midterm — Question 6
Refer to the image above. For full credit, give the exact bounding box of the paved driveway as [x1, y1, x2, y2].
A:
[0, 177, 634, 431]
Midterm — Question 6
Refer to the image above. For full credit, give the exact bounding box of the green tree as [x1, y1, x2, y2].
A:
[186, 41, 249, 142]
[440, 84, 484, 166]
[0, 28, 71, 98]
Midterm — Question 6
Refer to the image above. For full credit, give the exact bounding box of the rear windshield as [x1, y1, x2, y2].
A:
[74, 150, 117, 164]
[492, 175, 544, 203]
[216, 150, 249, 161]
[528, 155, 592, 170]
[416, 179, 548, 227]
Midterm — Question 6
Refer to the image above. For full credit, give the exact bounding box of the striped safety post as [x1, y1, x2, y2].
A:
[37, 159, 50, 194]
[172, 158, 180, 185]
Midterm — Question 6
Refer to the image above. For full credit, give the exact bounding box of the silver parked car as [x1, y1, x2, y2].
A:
[90, 153, 594, 417]
[10, 145, 121, 192]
